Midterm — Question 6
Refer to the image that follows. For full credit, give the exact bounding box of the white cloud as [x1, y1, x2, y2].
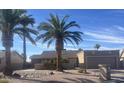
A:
[66, 47, 78, 50]
[100, 46, 118, 50]
[84, 32, 124, 44]
[35, 42, 55, 50]
[114, 25, 124, 31]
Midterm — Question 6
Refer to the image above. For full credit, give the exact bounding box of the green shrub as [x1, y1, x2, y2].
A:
[61, 59, 69, 63]
[44, 62, 56, 70]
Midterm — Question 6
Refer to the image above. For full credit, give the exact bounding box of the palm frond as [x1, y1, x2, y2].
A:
[63, 21, 80, 31]
[64, 37, 76, 47]
[47, 39, 54, 48]
[35, 34, 44, 41]
[25, 28, 38, 35]
[25, 33, 36, 45]
[61, 15, 69, 28]
[36, 14, 83, 49]
[38, 22, 54, 31]
[19, 14, 35, 27]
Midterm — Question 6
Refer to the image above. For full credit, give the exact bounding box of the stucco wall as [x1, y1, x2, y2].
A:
[62, 58, 78, 69]
[77, 51, 84, 67]
[11, 52, 23, 70]
[77, 50, 120, 69]
[77, 51, 84, 64]
[0, 52, 23, 71]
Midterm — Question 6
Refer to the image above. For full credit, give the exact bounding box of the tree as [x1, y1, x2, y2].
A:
[0, 9, 26, 75]
[94, 44, 101, 50]
[14, 14, 38, 68]
[36, 14, 83, 71]
[78, 48, 83, 51]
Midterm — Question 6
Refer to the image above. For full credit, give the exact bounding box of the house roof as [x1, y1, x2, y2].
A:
[84, 50, 119, 53]
[30, 50, 80, 59]
[83, 50, 119, 56]
[30, 55, 41, 59]
[30, 50, 120, 59]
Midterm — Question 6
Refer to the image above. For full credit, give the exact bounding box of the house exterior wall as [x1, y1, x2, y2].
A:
[10, 52, 23, 70]
[77, 51, 84, 67]
[31, 50, 120, 69]
[32, 59, 41, 64]
[0, 51, 23, 71]
[84, 50, 120, 69]
[62, 58, 78, 69]
[31, 57, 78, 69]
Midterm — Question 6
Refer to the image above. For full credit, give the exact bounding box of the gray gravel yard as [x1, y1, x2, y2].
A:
[0, 69, 124, 83]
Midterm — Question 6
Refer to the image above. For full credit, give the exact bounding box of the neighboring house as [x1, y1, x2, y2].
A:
[0, 50, 23, 71]
[120, 49, 124, 68]
[30, 50, 120, 69]
[30, 50, 79, 69]
[120, 49, 124, 61]
[78, 50, 120, 69]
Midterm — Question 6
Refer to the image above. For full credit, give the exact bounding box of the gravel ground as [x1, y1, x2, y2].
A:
[0, 69, 124, 83]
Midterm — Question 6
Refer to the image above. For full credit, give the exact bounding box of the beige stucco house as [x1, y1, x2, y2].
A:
[0, 50, 23, 71]
[120, 49, 124, 61]
[120, 49, 124, 68]
[30, 50, 79, 69]
[78, 50, 120, 69]
[30, 50, 120, 69]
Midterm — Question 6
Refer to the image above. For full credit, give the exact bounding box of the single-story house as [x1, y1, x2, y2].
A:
[120, 49, 124, 61]
[30, 50, 120, 69]
[120, 49, 124, 68]
[30, 50, 79, 69]
[0, 50, 23, 71]
[77, 50, 120, 69]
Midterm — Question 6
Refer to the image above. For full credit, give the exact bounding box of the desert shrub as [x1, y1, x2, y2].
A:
[24, 62, 33, 69]
[3, 66, 13, 76]
[51, 59, 56, 64]
[78, 69, 84, 73]
[61, 59, 69, 63]
[44, 60, 56, 70]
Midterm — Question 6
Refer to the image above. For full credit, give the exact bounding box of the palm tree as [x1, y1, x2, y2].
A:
[94, 44, 101, 50]
[14, 14, 38, 68]
[36, 14, 83, 71]
[0, 9, 26, 75]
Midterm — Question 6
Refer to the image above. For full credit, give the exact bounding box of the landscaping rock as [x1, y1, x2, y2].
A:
[98, 64, 111, 81]
[12, 73, 21, 78]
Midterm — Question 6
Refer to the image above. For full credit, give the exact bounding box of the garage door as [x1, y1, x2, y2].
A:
[86, 56, 116, 69]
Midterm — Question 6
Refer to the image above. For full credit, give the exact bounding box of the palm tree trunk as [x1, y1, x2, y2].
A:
[2, 24, 13, 76]
[3, 46, 13, 76]
[56, 39, 63, 72]
[5, 46, 11, 66]
[23, 32, 26, 68]
[56, 49, 63, 71]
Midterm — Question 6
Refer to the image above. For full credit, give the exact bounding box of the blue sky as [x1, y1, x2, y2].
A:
[1, 9, 124, 61]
